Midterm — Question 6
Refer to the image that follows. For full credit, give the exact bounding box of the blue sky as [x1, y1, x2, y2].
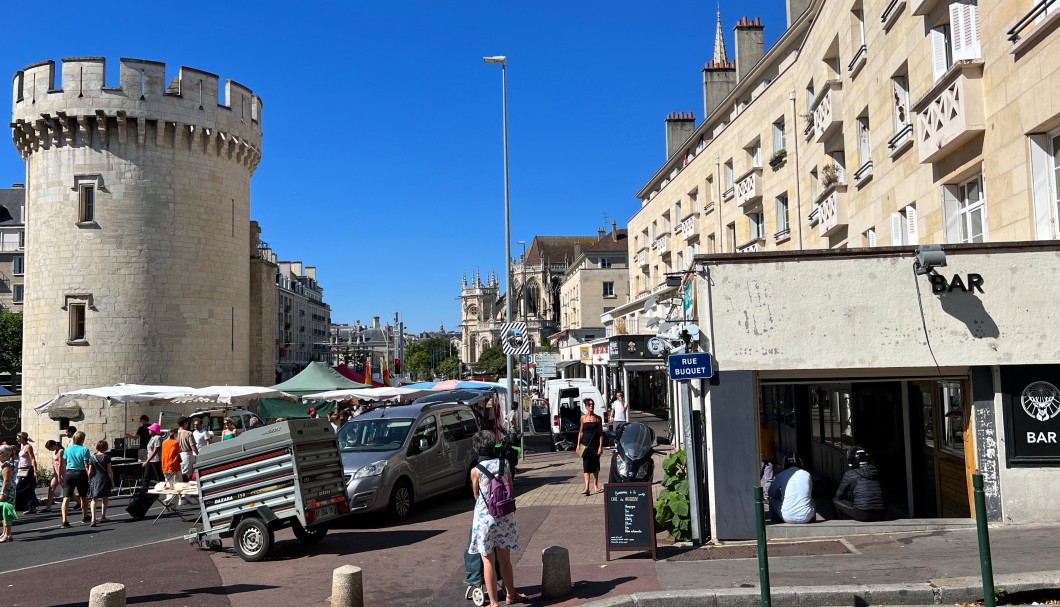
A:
[0, 1, 786, 333]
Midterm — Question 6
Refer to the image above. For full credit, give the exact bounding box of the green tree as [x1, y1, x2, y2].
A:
[477, 344, 506, 377]
[0, 312, 21, 388]
[437, 356, 461, 380]
[406, 350, 431, 381]
[537, 337, 557, 353]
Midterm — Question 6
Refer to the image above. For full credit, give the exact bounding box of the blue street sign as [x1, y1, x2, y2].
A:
[667, 352, 714, 381]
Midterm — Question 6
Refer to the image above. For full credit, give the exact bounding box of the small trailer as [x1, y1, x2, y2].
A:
[184, 418, 350, 561]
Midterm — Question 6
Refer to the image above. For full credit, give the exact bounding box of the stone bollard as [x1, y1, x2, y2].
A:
[88, 583, 126, 607]
[541, 545, 572, 598]
[331, 565, 364, 607]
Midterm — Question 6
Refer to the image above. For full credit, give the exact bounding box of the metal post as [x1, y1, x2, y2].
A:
[680, 381, 702, 543]
[754, 486, 772, 607]
[973, 473, 996, 607]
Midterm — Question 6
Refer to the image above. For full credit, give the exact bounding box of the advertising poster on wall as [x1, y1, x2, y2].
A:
[1001, 365, 1060, 466]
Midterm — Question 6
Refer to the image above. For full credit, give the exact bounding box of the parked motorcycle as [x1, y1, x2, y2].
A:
[606, 422, 657, 483]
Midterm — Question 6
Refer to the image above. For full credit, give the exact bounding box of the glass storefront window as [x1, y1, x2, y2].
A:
[939, 381, 964, 456]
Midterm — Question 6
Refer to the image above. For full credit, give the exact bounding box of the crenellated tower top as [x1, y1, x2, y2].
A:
[11, 57, 263, 173]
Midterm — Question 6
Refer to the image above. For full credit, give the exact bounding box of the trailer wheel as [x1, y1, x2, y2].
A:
[207, 539, 223, 551]
[233, 518, 273, 562]
[387, 480, 413, 520]
[292, 520, 328, 544]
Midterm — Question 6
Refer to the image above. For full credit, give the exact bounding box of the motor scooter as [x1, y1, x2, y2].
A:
[606, 422, 657, 483]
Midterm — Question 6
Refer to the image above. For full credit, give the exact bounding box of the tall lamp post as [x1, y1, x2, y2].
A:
[484, 54, 516, 440]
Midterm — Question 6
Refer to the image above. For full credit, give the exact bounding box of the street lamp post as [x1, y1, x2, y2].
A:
[484, 54, 517, 442]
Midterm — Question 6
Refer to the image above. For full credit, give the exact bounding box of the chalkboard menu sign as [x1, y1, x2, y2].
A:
[603, 482, 657, 561]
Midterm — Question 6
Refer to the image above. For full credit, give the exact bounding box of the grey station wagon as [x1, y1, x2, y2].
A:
[338, 399, 481, 519]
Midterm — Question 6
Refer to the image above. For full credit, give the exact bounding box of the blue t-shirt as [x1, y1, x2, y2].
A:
[65, 445, 91, 471]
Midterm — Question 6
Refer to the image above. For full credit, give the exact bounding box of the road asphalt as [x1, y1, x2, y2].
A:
[3, 409, 1059, 607]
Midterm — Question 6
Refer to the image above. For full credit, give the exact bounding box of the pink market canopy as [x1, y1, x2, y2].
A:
[301, 386, 431, 403]
[401, 380, 507, 393]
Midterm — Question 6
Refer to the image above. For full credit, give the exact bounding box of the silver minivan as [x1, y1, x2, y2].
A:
[338, 399, 481, 519]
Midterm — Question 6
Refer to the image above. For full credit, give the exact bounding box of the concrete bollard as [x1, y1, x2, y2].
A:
[541, 545, 572, 598]
[88, 583, 126, 607]
[332, 565, 364, 607]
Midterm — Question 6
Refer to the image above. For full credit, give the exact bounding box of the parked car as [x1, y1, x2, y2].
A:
[337, 398, 480, 520]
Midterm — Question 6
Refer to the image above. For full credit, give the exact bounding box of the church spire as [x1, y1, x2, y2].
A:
[713, 5, 728, 64]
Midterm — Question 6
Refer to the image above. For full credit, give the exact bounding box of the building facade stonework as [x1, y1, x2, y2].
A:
[12, 57, 263, 442]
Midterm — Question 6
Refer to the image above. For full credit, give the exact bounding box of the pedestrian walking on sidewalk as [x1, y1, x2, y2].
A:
[468, 430, 528, 607]
[141, 423, 164, 486]
[610, 391, 628, 434]
[87, 440, 114, 526]
[60, 431, 91, 528]
[577, 398, 604, 495]
[42, 440, 65, 512]
[14, 432, 40, 515]
[1, 444, 18, 542]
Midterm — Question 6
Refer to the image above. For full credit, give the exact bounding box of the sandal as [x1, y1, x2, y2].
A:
[59, 522, 71, 529]
[99, 517, 110, 523]
[506, 592, 530, 604]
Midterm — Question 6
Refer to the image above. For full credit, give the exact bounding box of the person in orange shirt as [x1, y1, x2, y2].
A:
[160, 428, 182, 506]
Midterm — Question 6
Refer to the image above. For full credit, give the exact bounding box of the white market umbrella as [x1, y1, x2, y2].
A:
[34, 383, 198, 414]
[302, 386, 430, 403]
[171, 385, 297, 406]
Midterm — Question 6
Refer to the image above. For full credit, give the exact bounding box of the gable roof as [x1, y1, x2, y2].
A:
[522, 236, 599, 266]
[586, 229, 628, 254]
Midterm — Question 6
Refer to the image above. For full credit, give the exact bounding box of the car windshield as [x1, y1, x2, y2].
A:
[337, 418, 414, 452]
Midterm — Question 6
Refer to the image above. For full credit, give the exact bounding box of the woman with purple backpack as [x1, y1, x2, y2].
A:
[468, 430, 529, 607]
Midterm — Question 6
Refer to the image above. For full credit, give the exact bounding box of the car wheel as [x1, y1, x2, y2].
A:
[233, 518, 273, 562]
[388, 480, 413, 520]
[292, 520, 328, 544]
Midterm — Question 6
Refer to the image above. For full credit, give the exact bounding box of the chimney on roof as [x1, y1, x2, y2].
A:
[306, 266, 316, 281]
[597, 227, 606, 240]
[734, 17, 765, 83]
[372, 316, 381, 329]
[574, 244, 582, 258]
[665, 112, 696, 160]
[612, 219, 618, 240]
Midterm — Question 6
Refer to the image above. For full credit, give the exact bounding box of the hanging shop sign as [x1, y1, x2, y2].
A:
[1001, 365, 1060, 466]
[591, 343, 610, 365]
[608, 336, 666, 361]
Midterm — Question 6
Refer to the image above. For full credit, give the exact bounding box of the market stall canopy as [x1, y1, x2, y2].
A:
[334, 364, 384, 387]
[402, 380, 507, 393]
[34, 384, 198, 415]
[270, 361, 370, 396]
[256, 398, 335, 419]
[302, 386, 431, 403]
[170, 386, 296, 405]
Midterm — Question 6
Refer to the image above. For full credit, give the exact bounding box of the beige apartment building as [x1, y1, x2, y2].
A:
[553, 226, 628, 383]
[0, 187, 25, 315]
[620, 1, 1060, 539]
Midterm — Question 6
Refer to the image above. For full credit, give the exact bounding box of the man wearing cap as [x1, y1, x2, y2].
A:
[176, 417, 198, 479]
[141, 423, 164, 485]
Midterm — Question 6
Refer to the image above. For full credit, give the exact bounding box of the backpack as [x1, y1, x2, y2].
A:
[476, 459, 516, 518]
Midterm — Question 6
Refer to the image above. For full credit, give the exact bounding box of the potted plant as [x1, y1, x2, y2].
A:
[821, 163, 840, 187]
[768, 149, 787, 168]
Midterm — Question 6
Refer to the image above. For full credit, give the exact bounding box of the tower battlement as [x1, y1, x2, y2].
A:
[11, 57, 262, 172]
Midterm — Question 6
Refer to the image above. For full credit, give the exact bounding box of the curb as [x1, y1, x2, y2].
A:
[580, 570, 1060, 607]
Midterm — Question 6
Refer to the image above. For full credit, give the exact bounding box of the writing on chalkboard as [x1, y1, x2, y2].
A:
[603, 482, 657, 561]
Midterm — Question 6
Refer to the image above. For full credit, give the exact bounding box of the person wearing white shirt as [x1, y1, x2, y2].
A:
[191, 417, 214, 451]
[767, 453, 816, 524]
[610, 391, 628, 431]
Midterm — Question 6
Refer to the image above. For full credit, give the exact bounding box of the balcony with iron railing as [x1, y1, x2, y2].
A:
[913, 60, 985, 164]
[735, 168, 763, 209]
[815, 183, 849, 237]
[1007, 0, 1059, 52]
[812, 80, 844, 143]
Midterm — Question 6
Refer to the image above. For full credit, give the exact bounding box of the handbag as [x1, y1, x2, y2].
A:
[16, 468, 29, 478]
[575, 443, 584, 456]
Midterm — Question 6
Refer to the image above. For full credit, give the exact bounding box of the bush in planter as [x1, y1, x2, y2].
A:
[655, 450, 691, 542]
[769, 149, 787, 166]
[821, 163, 840, 186]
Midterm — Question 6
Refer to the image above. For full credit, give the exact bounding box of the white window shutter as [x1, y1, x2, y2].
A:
[943, 185, 961, 242]
[949, 4, 967, 62]
[890, 212, 903, 245]
[906, 205, 920, 245]
[979, 172, 989, 242]
[955, 1, 981, 61]
[931, 27, 949, 80]
[1028, 134, 1057, 239]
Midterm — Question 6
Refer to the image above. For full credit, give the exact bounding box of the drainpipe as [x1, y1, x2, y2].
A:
[715, 157, 724, 250]
[790, 90, 804, 250]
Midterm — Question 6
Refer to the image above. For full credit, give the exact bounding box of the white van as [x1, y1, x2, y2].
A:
[546, 378, 604, 443]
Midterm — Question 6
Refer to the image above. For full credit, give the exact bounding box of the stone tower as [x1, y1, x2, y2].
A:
[459, 270, 500, 365]
[11, 57, 262, 441]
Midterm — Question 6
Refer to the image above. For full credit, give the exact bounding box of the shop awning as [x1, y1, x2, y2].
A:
[609, 361, 666, 371]
[556, 360, 581, 369]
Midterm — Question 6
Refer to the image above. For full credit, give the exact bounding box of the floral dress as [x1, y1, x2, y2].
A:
[468, 458, 519, 555]
[87, 453, 112, 499]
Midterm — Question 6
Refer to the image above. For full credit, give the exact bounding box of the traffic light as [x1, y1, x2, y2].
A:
[394, 358, 401, 373]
